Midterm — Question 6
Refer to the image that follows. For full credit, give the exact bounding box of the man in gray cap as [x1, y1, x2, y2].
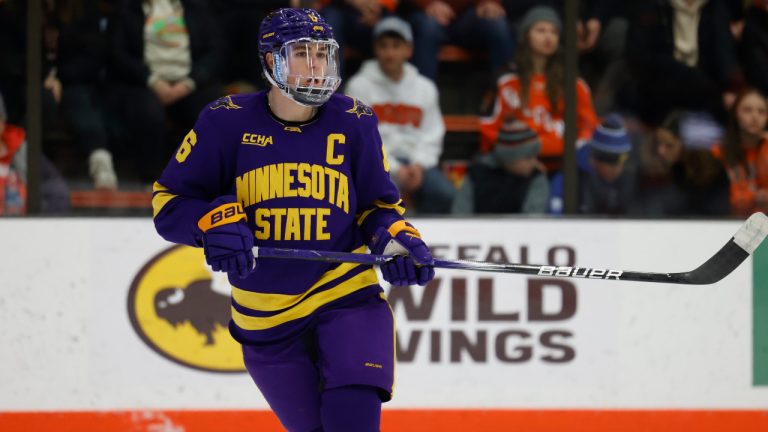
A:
[345, 16, 455, 214]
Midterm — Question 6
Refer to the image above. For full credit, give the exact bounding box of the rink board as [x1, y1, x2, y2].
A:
[0, 218, 767, 431]
[2, 409, 768, 432]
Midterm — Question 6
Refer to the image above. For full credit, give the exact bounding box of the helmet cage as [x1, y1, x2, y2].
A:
[264, 38, 341, 107]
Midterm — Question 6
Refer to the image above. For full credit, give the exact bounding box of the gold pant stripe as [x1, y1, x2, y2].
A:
[231, 245, 369, 311]
[231, 268, 379, 330]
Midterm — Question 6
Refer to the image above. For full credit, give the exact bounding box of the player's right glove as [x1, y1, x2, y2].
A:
[197, 196, 256, 279]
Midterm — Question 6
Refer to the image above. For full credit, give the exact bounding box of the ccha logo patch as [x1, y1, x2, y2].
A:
[128, 245, 245, 373]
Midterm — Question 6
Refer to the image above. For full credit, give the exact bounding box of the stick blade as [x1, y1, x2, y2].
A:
[679, 212, 768, 284]
[733, 212, 768, 254]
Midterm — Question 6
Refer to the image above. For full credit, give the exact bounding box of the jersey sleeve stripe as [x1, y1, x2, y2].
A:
[356, 199, 406, 225]
[151, 182, 178, 218]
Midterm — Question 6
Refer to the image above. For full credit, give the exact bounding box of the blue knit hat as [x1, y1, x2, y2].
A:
[589, 114, 631, 162]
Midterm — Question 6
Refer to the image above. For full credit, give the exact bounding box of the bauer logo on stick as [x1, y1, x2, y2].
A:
[537, 266, 623, 280]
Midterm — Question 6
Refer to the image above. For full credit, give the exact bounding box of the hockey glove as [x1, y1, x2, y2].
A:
[197, 196, 255, 279]
[370, 221, 435, 286]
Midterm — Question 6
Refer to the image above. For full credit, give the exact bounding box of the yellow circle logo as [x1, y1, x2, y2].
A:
[128, 245, 245, 372]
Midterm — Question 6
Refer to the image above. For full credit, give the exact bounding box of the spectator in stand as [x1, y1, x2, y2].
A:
[621, 0, 743, 126]
[716, 88, 768, 215]
[0, 0, 72, 128]
[403, 0, 515, 82]
[42, 0, 61, 130]
[501, 1, 628, 101]
[345, 16, 455, 214]
[213, 1, 299, 91]
[54, 0, 119, 190]
[550, 114, 638, 215]
[480, 6, 597, 173]
[636, 110, 731, 216]
[109, 0, 224, 184]
[319, 0, 395, 78]
[452, 119, 548, 214]
[741, 0, 768, 99]
[0, 92, 71, 215]
[0, 91, 27, 216]
[725, 0, 746, 41]
[574, 0, 628, 115]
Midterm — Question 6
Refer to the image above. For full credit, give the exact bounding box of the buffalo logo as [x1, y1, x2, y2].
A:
[346, 97, 374, 119]
[209, 95, 242, 110]
[154, 280, 230, 345]
[128, 245, 245, 372]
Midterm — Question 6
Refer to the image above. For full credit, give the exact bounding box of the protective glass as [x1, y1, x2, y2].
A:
[272, 38, 341, 106]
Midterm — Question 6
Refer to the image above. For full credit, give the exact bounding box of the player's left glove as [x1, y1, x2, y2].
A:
[370, 221, 435, 286]
[197, 196, 256, 279]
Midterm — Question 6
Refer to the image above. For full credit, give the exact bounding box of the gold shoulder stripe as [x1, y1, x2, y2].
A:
[231, 268, 379, 330]
[232, 245, 368, 311]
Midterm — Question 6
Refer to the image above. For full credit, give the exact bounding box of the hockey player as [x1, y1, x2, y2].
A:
[151, 8, 435, 432]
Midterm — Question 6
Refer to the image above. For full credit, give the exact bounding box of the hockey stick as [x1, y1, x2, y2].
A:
[253, 212, 768, 285]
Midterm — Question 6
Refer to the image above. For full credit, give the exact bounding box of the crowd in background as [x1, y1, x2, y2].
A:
[0, 0, 767, 218]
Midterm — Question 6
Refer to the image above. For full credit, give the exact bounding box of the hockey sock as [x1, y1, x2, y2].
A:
[320, 385, 382, 432]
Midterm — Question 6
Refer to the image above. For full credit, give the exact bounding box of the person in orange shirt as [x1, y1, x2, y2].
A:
[480, 6, 597, 173]
[718, 88, 768, 215]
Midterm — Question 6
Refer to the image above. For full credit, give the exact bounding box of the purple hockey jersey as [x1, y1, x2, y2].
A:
[152, 91, 406, 344]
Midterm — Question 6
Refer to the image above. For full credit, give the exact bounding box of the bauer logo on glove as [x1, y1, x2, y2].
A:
[197, 197, 256, 279]
[198, 202, 246, 232]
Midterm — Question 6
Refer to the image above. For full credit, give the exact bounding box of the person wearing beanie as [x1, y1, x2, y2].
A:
[577, 113, 639, 215]
[516, 5, 562, 42]
[480, 5, 597, 173]
[346, 15, 455, 214]
[452, 120, 549, 214]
